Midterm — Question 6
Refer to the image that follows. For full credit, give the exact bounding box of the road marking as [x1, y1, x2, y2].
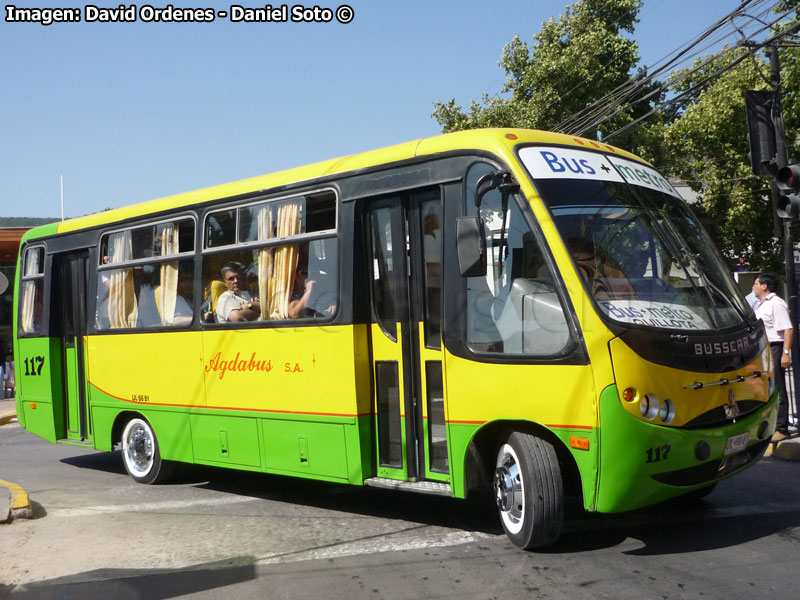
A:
[51, 495, 259, 517]
[256, 529, 488, 565]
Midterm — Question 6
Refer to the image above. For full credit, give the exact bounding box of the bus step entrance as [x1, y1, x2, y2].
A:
[364, 477, 451, 497]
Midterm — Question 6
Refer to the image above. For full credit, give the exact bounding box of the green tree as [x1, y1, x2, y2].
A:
[432, 0, 659, 148]
[640, 2, 800, 272]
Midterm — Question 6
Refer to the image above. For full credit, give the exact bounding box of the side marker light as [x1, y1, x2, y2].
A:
[30, 402, 37, 410]
[569, 436, 590, 450]
[622, 387, 636, 402]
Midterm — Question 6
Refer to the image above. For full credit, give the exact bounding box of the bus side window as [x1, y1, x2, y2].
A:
[19, 246, 45, 336]
[464, 163, 570, 356]
[202, 239, 338, 323]
[97, 220, 196, 330]
[201, 192, 338, 326]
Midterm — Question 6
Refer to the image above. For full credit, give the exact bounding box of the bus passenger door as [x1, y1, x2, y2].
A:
[52, 251, 91, 442]
[365, 189, 450, 485]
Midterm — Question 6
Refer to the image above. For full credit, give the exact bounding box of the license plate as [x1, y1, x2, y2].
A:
[724, 432, 750, 456]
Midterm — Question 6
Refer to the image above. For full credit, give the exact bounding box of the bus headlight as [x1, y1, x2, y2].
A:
[639, 394, 660, 420]
[659, 399, 675, 423]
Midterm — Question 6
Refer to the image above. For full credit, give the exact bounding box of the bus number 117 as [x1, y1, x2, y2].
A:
[645, 444, 671, 464]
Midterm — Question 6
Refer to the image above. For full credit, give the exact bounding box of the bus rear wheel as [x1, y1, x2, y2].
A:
[494, 432, 563, 549]
[121, 417, 174, 484]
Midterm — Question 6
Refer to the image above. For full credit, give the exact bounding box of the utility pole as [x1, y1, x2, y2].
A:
[766, 41, 800, 426]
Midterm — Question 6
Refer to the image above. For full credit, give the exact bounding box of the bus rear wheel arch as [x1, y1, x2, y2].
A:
[120, 416, 174, 484]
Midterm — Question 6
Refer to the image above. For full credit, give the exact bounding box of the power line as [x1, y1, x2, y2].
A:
[554, 0, 790, 137]
[553, 0, 771, 133]
[562, 3, 787, 136]
[555, 0, 764, 131]
[601, 16, 800, 142]
[569, 6, 795, 140]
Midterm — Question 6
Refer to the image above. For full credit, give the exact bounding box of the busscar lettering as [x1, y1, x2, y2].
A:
[5, 5, 81, 25]
[694, 337, 750, 356]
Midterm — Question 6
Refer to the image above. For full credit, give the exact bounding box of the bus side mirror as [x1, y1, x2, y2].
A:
[456, 216, 486, 277]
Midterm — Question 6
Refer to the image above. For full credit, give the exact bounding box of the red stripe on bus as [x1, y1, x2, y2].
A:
[90, 383, 593, 428]
[88, 382, 369, 419]
[448, 419, 594, 430]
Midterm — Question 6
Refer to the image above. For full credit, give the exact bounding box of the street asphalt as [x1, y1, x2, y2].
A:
[1, 395, 798, 524]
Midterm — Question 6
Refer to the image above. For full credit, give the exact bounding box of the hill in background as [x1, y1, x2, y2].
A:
[0, 217, 59, 227]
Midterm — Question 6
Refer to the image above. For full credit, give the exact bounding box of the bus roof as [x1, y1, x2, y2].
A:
[23, 128, 642, 241]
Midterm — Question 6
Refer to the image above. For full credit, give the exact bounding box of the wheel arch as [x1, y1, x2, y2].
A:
[111, 410, 146, 449]
[463, 419, 583, 502]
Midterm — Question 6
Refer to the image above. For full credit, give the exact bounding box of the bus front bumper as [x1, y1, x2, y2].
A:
[594, 385, 777, 513]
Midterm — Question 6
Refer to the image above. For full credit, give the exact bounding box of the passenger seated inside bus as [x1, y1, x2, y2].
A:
[152, 263, 195, 327]
[288, 262, 336, 319]
[172, 266, 194, 326]
[215, 262, 260, 322]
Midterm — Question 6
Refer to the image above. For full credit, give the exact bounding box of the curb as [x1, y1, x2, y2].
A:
[764, 438, 800, 461]
[0, 478, 33, 523]
[0, 412, 16, 426]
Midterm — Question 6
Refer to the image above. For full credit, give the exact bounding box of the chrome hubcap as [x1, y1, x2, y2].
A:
[494, 447, 524, 529]
[125, 424, 153, 475]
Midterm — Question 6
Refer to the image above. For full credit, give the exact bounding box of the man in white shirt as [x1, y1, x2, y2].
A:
[215, 262, 260, 323]
[753, 273, 794, 441]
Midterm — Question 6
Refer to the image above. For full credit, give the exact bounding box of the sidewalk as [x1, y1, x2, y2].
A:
[0, 396, 17, 426]
[1, 395, 34, 523]
[765, 422, 800, 461]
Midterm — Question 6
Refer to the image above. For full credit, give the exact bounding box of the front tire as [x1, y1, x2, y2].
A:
[494, 432, 563, 549]
[121, 417, 174, 484]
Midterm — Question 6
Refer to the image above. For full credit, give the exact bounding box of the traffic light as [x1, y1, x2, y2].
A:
[776, 164, 800, 219]
[745, 90, 777, 176]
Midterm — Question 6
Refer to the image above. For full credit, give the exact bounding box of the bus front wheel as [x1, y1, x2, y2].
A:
[494, 432, 563, 549]
[121, 417, 174, 484]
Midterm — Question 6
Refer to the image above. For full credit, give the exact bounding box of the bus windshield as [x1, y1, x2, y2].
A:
[520, 147, 750, 332]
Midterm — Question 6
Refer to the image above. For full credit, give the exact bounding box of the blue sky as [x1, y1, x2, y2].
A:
[0, 1, 768, 219]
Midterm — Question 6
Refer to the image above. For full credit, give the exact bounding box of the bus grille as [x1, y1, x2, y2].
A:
[682, 400, 764, 429]
[650, 341, 750, 372]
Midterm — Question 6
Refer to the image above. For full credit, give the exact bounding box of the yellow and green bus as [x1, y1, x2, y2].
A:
[13, 129, 776, 549]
